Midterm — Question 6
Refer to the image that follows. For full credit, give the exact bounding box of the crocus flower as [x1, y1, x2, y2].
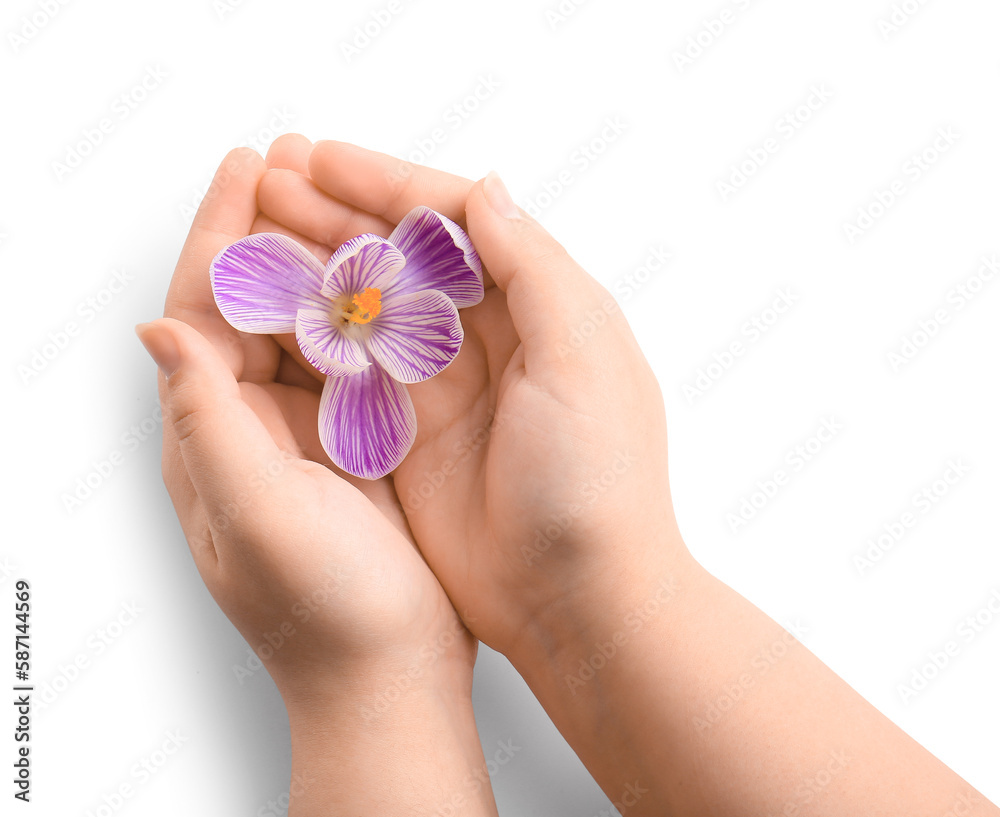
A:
[210, 206, 483, 479]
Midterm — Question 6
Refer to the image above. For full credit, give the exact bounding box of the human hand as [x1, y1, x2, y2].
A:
[142, 141, 477, 715]
[141, 140, 505, 815]
[171, 138, 998, 817]
[256, 138, 695, 666]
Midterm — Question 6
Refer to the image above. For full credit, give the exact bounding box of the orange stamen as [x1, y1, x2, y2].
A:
[348, 287, 382, 324]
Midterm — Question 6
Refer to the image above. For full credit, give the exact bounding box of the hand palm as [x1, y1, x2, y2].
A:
[243, 136, 671, 656]
[396, 287, 593, 651]
[162, 147, 468, 669]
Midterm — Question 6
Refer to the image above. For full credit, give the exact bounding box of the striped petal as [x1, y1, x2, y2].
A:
[211, 233, 326, 333]
[295, 309, 370, 378]
[365, 290, 463, 384]
[322, 234, 405, 300]
[385, 207, 484, 308]
[318, 364, 417, 480]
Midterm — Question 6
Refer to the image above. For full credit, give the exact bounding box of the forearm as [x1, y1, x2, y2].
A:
[513, 545, 998, 816]
[284, 668, 498, 816]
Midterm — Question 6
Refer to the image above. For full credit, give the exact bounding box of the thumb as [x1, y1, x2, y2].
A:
[137, 318, 292, 525]
[466, 172, 616, 355]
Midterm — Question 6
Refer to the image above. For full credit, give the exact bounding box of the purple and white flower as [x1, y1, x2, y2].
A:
[210, 206, 483, 479]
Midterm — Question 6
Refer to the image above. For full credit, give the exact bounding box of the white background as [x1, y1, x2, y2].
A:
[2, 0, 999, 813]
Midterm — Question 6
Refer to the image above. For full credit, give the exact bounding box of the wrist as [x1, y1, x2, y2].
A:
[505, 528, 701, 682]
[503, 540, 708, 817]
[282, 655, 497, 817]
[280, 628, 476, 727]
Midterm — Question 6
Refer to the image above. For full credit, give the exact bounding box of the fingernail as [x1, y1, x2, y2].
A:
[136, 322, 180, 379]
[484, 171, 520, 219]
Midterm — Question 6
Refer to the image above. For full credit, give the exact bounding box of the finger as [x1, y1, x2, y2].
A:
[137, 318, 297, 538]
[160, 412, 217, 568]
[165, 147, 266, 375]
[250, 210, 333, 263]
[286, 152, 498, 290]
[465, 173, 613, 360]
[274, 348, 324, 393]
[265, 132, 312, 173]
[457, 288, 521, 391]
[258, 168, 395, 249]
[248, 381, 411, 541]
[270, 329, 326, 386]
[308, 140, 474, 226]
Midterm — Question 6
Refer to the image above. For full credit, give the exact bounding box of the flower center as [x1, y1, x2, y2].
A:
[335, 287, 382, 325]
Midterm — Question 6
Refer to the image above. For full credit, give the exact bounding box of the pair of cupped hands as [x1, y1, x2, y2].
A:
[141, 134, 687, 713]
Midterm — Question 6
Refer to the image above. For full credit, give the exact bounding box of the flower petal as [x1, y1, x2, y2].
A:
[386, 207, 484, 308]
[318, 365, 417, 480]
[365, 290, 464, 384]
[322, 234, 405, 300]
[211, 233, 326, 333]
[295, 308, 370, 378]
